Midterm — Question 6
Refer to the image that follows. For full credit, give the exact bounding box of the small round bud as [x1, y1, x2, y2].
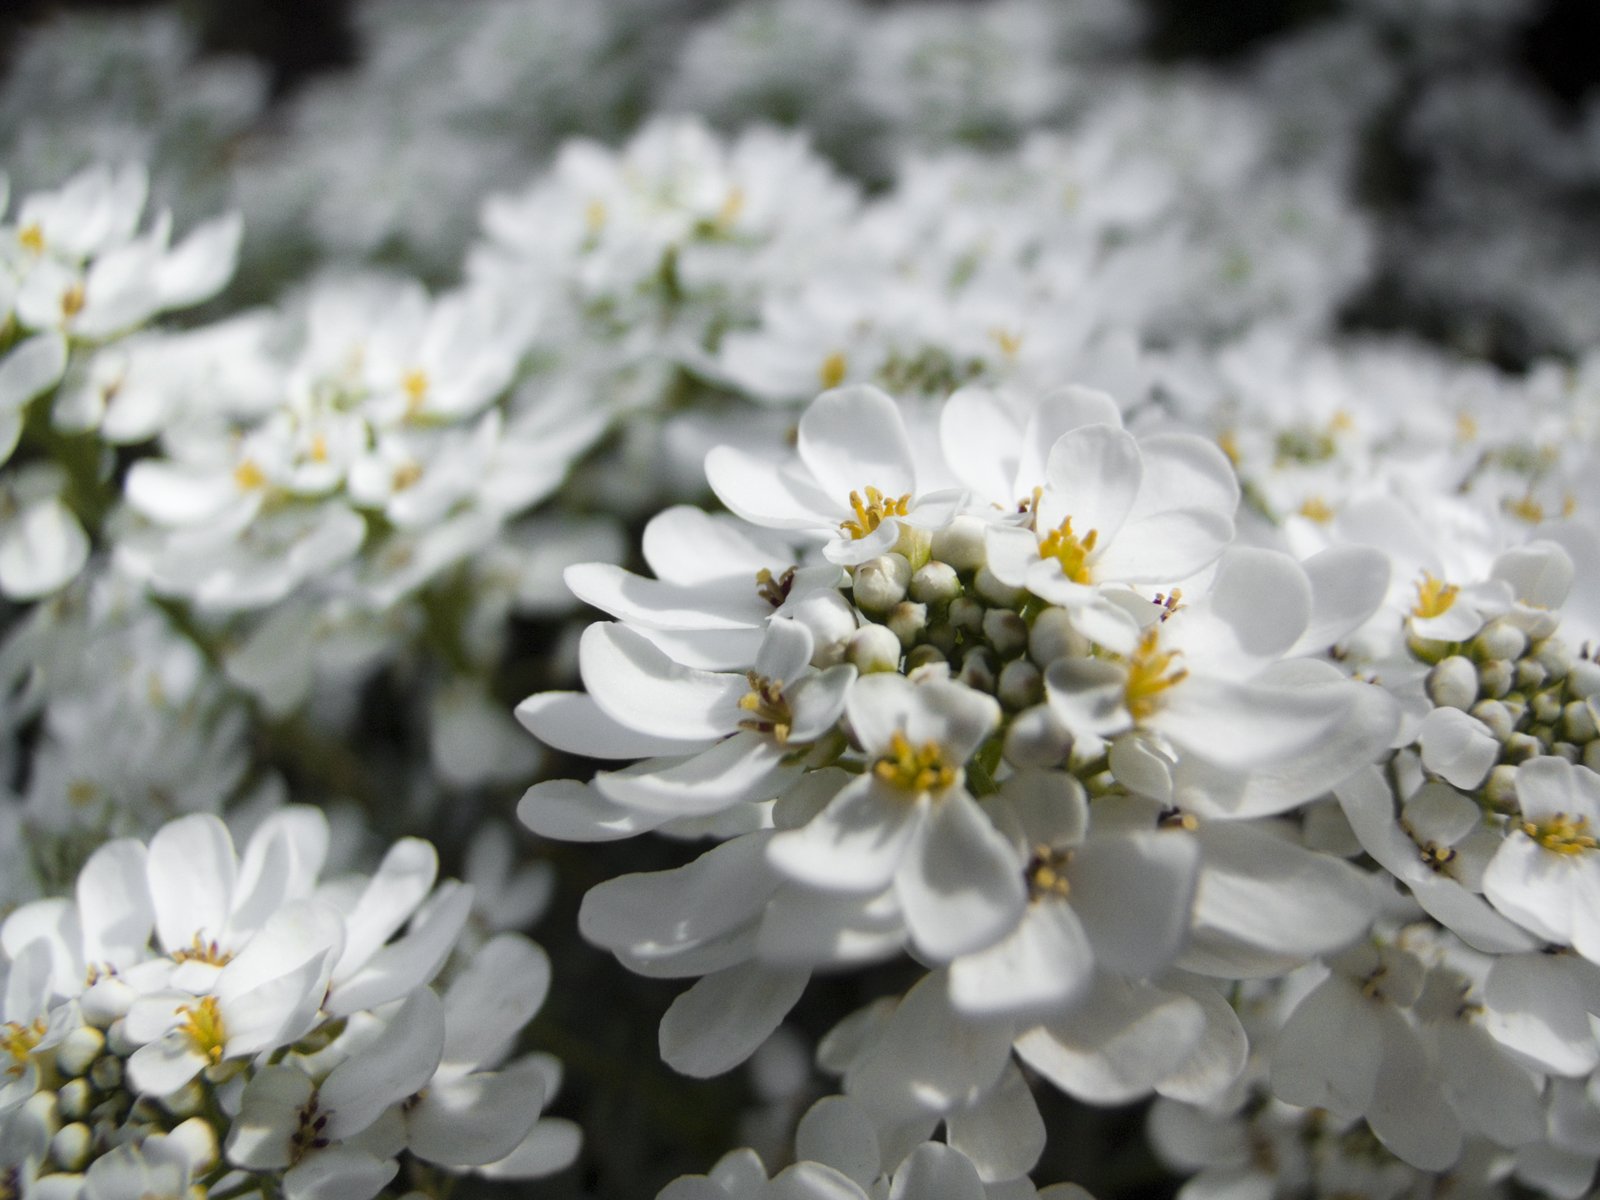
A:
[1531, 691, 1563, 726]
[852, 554, 911, 614]
[959, 647, 997, 693]
[974, 566, 1025, 609]
[57, 1079, 91, 1120]
[948, 595, 986, 634]
[930, 514, 988, 571]
[1474, 620, 1526, 663]
[997, 659, 1043, 710]
[925, 622, 959, 656]
[1029, 607, 1087, 667]
[1003, 704, 1074, 768]
[51, 1122, 91, 1172]
[1476, 659, 1514, 699]
[887, 601, 928, 648]
[1500, 696, 1527, 726]
[1585, 740, 1600, 773]
[1469, 699, 1514, 742]
[23, 1090, 59, 1137]
[982, 608, 1029, 659]
[1567, 657, 1600, 700]
[790, 591, 858, 667]
[1552, 741, 1580, 763]
[909, 561, 962, 605]
[161, 1079, 208, 1118]
[1426, 656, 1478, 711]
[1515, 659, 1547, 692]
[848, 625, 902, 674]
[1504, 732, 1541, 763]
[90, 1054, 124, 1092]
[54, 1027, 104, 1078]
[1485, 764, 1519, 810]
[906, 644, 948, 672]
[1534, 638, 1573, 681]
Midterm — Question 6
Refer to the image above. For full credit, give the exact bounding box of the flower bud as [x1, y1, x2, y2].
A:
[1568, 657, 1600, 700]
[930, 514, 988, 571]
[906, 644, 948, 672]
[852, 554, 911, 614]
[848, 625, 902, 673]
[790, 591, 857, 667]
[1476, 659, 1513, 699]
[1485, 764, 1519, 809]
[909, 561, 962, 605]
[1530, 691, 1562, 726]
[997, 659, 1043, 710]
[57, 1079, 91, 1120]
[1426, 656, 1478, 710]
[1469, 699, 1514, 742]
[1515, 659, 1547, 692]
[1473, 620, 1525, 663]
[959, 647, 997, 693]
[1503, 732, 1541, 762]
[1534, 638, 1572, 681]
[1003, 704, 1073, 768]
[1029, 607, 1086, 667]
[983, 608, 1028, 658]
[51, 1122, 91, 1172]
[1552, 741, 1580, 762]
[1585, 740, 1600, 773]
[54, 1027, 103, 1078]
[974, 566, 1025, 609]
[90, 1053, 124, 1091]
[948, 596, 985, 634]
[887, 601, 928, 648]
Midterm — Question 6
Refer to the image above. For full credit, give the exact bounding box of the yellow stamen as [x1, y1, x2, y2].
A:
[233, 459, 266, 491]
[1216, 430, 1241, 467]
[1026, 843, 1072, 899]
[584, 199, 607, 234]
[1037, 516, 1098, 584]
[392, 461, 424, 492]
[17, 223, 43, 254]
[66, 780, 98, 808]
[171, 933, 234, 967]
[1125, 628, 1188, 722]
[1297, 495, 1335, 523]
[1503, 494, 1545, 524]
[754, 566, 795, 608]
[840, 486, 911, 540]
[1328, 410, 1354, 433]
[989, 328, 1023, 358]
[737, 673, 792, 743]
[1, 1019, 45, 1077]
[1455, 413, 1478, 443]
[873, 730, 958, 794]
[1521, 812, 1598, 856]
[176, 996, 226, 1064]
[717, 187, 745, 228]
[1411, 572, 1458, 620]
[309, 433, 329, 463]
[60, 283, 86, 319]
[819, 351, 848, 390]
[401, 369, 429, 416]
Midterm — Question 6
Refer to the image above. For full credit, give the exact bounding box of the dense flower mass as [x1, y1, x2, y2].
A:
[2, 0, 1600, 1196]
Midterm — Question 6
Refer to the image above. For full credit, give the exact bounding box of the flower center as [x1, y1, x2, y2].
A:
[755, 566, 795, 608]
[233, 458, 267, 491]
[1025, 843, 1072, 899]
[17, 223, 43, 254]
[873, 730, 958, 793]
[171, 933, 234, 967]
[1125, 629, 1187, 722]
[840, 487, 911, 541]
[1038, 516, 1098, 584]
[738, 673, 793, 743]
[60, 282, 86, 319]
[1, 1019, 45, 1077]
[402, 368, 430, 416]
[1411, 572, 1458, 620]
[1520, 812, 1598, 856]
[819, 351, 847, 390]
[175, 995, 227, 1064]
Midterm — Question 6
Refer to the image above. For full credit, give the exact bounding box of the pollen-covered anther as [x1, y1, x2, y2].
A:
[873, 730, 958, 794]
[1412, 572, 1459, 620]
[60, 283, 86, 319]
[1158, 806, 1198, 831]
[840, 486, 911, 540]
[171, 932, 234, 967]
[401, 368, 430, 416]
[1520, 812, 1598, 855]
[233, 458, 267, 492]
[1418, 841, 1458, 872]
[1, 1019, 46, 1077]
[1025, 843, 1072, 899]
[1124, 629, 1188, 722]
[1038, 516, 1097, 584]
[755, 566, 796, 608]
[1359, 964, 1390, 1002]
[1153, 589, 1184, 621]
[819, 351, 847, 389]
[17, 223, 43, 254]
[738, 673, 792, 743]
[175, 995, 227, 1064]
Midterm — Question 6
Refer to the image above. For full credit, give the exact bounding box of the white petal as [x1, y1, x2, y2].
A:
[1016, 385, 1123, 491]
[897, 790, 1025, 961]
[326, 882, 472, 1017]
[795, 1095, 881, 1188]
[155, 213, 242, 308]
[476, 1116, 582, 1179]
[659, 962, 810, 1078]
[1069, 830, 1198, 979]
[1040, 424, 1140, 546]
[940, 386, 1022, 503]
[408, 1056, 547, 1166]
[442, 934, 551, 1069]
[565, 562, 766, 631]
[148, 814, 236, 954]
[798, 385, 915, 503]
[766, 779, 923, 893]
[887, 1143, 985, 1200]
[641, 505, 794, 585]
[1196, 548, 1311, 663]
[1014, 976, 1206, 1104]
[282, 1147, 396, 1200]
[322, 987, 446, 1139]
[76, 839, 153, 970]
[943, 1064, 1046, 1183]
[947, 898, 1093, 1019]
[706, 444, 839, 530]
[0, 498, 88, 600]
[594, 733, 797, 817]
[1152, 975, 1249, 1105]
[0, 333, 67, 413]
[124, 460, 243, 526]
[1482, 952, 1600, 1076]
[515, 691, 717, 759]
[1369, 1014, 1462, 1170]
[1289, 544, 1390, 656]
[333, 838, 437, 983]
[1269, 974, 1389, 1113]
[518, 778, 669, 842]
[579, 622, 748, 740]
[769, 1163, 872, 1200]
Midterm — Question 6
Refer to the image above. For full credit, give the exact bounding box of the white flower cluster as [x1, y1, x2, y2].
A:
[2, 0, 1600, 1195]
[0, 807, 574, 1198]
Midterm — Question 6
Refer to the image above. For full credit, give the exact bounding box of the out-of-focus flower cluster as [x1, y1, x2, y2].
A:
[3, 0, 1600, 1196]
